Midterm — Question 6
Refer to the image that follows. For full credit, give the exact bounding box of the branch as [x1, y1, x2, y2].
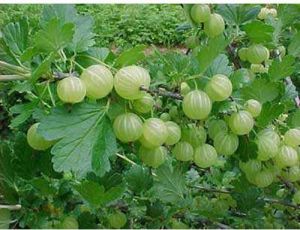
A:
[140, 86, 183, 100]
[0, 61, 29, 74]
[193, 185, 231, 194]
[193, 185, 300, 209]
[0, 74, 28, 81]
[0, 204, 21, 210]
[226, 43, 241, 70]
[277, 175, 296, 192]
[262, 198, 299, 209]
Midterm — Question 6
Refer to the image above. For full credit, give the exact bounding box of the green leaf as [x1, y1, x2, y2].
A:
[41, 5, 95, 52]
[232, 174, 264, 212]
[152, 163, 186, 203]
[2, 17, 29, 56]
[236, 136, 258, 162]
[242, 20, 274, 44]
[125, 165, 153, 194]
[287, 109, 300, 128]
[241, 78, 279, 103]
[34, 18, 74, 53]
[216, 4, 260, 25]
[30, 178, 56, 197]
[73, 180, 125, 208]
[77, 47, 115, 68]
[288, 32, 300, 58]
[197, 35, 229, 74]
[278, 5, 300, 27]
[256, 102, 285, 128]
[31, 52, 55, 83]
[9, 101, 38, 128]
[39, 102, 117, 178]
[68, 15, 95, 52]
[205, 54, 233, 77]
[114, 45, 146, 68]
[230, 68, 253, 90]
[269, 55, 295, 81]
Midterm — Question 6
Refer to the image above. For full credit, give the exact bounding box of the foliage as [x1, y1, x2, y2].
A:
[0, 3, 300, 229]
[0, 4, 188, 48]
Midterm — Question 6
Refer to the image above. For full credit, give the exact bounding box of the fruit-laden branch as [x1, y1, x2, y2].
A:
[140, 86, 183, 100]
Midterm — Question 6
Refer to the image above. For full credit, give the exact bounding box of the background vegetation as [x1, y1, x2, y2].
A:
[0, 4, 188, 48]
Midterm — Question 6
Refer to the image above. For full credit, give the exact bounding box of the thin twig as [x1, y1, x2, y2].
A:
[262, 198, 299, 209]
[193, 185, 300, 209]
[193, 185, 230, 194]
[140, 86, 183, 100]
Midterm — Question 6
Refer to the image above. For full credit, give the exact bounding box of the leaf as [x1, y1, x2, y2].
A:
[125, 165, 153, 194]
[2, 17, 29, 56]
[197, 35, 229, 74]
[77, 47, 115, 68]
[232, 174, 264, 212]
[288, 32, 300, 58]
[31, 53, 55, 83]
[41, 4, 95, 52]
[9, 101, 38, 128]
[152, 163, 186, 203]
[230, 68, 252, 90]
[30, 178, 56, 197]
[287, 109, 300, 128]
[39, 102, 117, 178]
[241, 78, 280, 103]
[236, 136, 258, 162]
[278, 5, 300, 27]
[242, 20, 274, 44]
[269, 55, 295, 81]
[34, 18, 74, 53]
[205, 54, 233, 77]
[114, 45, 146, 68]
[0, 142, 18, 203]
[73, 180, 124, 208]
[68, 15, 95, 52]
[216, 4, 260, 25]
[256, 102, 285, 128]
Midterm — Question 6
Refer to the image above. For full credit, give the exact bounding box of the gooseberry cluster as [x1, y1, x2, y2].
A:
[257, 6, 277, 20]
[190, 4, 225, 38]
[25, 4, 300, 207]
[26, 63, 300, 198]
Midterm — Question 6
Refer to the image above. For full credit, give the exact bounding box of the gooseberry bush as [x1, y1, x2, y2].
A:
[1, 4, 300, 229]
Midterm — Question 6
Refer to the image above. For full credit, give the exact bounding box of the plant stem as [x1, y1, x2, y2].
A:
[193, 185, 300, 209]
[73, 61, 85, 71]
[0, 61, 29, 75]
[0, 74, 28, 81]
[78, 54, 117, 71]
[47, 81, 56, 107]
[0, 204, 21, 210]
[116, 153, 136, 165]
[140, 86, 183, 100]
